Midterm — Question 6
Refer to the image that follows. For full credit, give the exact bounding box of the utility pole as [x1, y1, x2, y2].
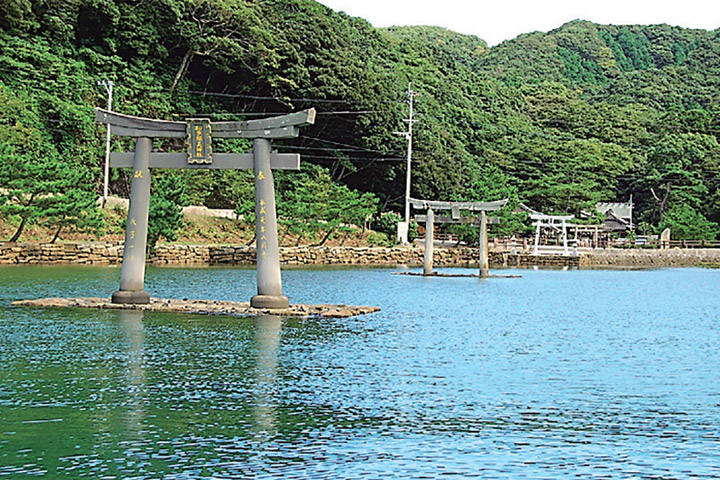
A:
[394, 83, 416, 244]
[97, 80, 113, 204]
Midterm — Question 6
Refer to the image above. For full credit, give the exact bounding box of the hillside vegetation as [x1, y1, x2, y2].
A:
[1, 0, 719, 244]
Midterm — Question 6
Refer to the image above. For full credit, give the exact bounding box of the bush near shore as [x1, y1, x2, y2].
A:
[0, 209, 389, 248]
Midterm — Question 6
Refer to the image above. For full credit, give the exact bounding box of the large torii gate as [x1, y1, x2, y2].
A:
[96, 108, 316, 309]
[410, 198, 507, 277]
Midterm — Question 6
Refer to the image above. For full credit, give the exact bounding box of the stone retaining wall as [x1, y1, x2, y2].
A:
[0, 242, 125, 265]
[1, 242, 718, 268]
[583, 248, 720, 267]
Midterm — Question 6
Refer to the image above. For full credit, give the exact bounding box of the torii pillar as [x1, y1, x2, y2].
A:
[251, 137, 286, 309]
[423, 208, 434, 274]
[96, 108, 316, 308]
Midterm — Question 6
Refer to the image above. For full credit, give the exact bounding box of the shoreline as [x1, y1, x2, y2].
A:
[2, 241, 720, 268]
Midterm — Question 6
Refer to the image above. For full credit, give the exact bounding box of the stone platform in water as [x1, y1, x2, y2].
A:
[12, 297, 380, 319]
[393, 272, 521, 278]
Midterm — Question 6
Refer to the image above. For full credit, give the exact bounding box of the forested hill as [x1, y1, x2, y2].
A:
[1, 0, 719, 243]
[480, 20, 720, 109]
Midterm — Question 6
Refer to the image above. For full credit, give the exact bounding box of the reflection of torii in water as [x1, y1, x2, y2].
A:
[522, 204, 574, 256]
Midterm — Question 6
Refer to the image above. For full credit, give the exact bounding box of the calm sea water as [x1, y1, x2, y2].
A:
[1, 265, 719, 479]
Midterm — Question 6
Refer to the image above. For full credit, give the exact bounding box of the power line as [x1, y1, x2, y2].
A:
[277, 144, 386, 154]
[178, 89, 405, 105]
[294, 154, 405, 163]
[300, 135, 402, 157]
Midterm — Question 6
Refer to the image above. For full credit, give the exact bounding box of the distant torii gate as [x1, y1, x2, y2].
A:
[530, 213, 574, 255]
[410, 198, 507, 277]
[96, 108, 316, 309]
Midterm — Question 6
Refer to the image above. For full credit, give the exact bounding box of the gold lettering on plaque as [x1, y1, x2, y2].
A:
[186, 119, 212, 164]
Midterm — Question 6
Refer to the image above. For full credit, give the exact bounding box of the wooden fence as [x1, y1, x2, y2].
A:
[486, 236, 720, 250]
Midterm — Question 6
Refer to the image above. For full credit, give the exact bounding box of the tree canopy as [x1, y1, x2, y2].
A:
[1, 1, 719, 241]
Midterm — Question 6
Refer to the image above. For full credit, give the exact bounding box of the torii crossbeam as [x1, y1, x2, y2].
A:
[410, 197, 507, 277]
[96, 108, 316, 308]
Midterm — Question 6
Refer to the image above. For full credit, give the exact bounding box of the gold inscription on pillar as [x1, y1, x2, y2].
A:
[257, 171, 266, 180]
[257, 199, 268, 263]
[134, 170, 143, 178]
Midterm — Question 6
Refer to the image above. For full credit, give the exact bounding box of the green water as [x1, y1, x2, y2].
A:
[1, 265, 719, 478]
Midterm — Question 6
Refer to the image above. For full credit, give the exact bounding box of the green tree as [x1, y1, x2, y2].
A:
[0, 86, 102, 242]
[657, 204, 718, 240]
[147, 172, 188, 249]
[277, 164, 379, 246]
[640, 133, 720, 226]
[446, 164, 526, 245]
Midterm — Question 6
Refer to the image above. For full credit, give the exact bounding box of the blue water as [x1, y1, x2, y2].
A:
[1, 265, 719, 478]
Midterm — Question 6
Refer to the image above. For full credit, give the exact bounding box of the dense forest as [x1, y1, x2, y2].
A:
[1, 0, 719, 244]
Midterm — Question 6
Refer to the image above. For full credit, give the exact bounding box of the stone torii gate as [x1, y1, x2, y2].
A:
[530, 213, 574, 255]
[410, 198, 507, 277]
[96, 107, 316, 309]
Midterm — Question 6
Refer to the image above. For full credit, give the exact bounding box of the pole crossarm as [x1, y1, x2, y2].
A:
[95, 108, 316, 139]
[409, 197, 508, 212]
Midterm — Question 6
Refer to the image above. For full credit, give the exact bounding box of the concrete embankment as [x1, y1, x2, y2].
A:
[1, 242, 718, 268]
